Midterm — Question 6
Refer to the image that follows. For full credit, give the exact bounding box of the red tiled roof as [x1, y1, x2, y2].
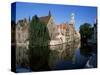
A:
[57, 23, 68, 30]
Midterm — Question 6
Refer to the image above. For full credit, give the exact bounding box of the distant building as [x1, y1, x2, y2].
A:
[11, 21, 16, 44]
[92, 18, 97, 43]
[94, 19, 97, 42]
[57, 23, 68, 36]
[87, 18, 97, 44]
[16, 18, 29, 48]
[57, 13, 80, 42]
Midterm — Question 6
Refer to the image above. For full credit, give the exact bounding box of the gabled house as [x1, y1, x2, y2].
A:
[16, 11, 58, 47]
[16, 18, 29, 48]
[57, 23, 68, 36]
[39, 11, 58, 40]
[56, 13, 80, 43]
[16, 12, 80, 47]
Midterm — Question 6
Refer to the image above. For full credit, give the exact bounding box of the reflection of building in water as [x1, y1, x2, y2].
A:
[16, 46, 29, 67]
[15, 12, 81, 70]
[16, 46, 50, 70]
[16, 41, 80, 70]
[49, 42, 80, 69]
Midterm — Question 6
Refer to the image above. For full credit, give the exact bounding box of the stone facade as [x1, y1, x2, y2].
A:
[16, 11, 58, 47]
[39, 11, 58, 40]
[16, 12, 80, 47]
[57, 23, 67, 36]
[16, 18, 29, 48]
[57, 13, 80, 42]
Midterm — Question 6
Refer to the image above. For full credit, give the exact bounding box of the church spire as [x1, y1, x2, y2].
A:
[48, 10, 51, 16]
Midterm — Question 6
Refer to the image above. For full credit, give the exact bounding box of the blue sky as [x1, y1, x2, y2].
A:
[12, 2, 97, 31]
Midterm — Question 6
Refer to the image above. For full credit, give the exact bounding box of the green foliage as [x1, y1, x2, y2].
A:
[79, 23, 93, 40]
[28, 46, 50, 71]
[28, 15, 50, 70]
[29, 15, 50, 47]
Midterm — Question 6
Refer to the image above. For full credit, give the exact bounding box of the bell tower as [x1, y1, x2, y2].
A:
[69, 13, 75, 26]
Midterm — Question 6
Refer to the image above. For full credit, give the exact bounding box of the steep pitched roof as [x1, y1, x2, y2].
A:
[39, 15, 51, 25]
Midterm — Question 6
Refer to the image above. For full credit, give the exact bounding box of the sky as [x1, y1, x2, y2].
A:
[12, 2, 97, 31]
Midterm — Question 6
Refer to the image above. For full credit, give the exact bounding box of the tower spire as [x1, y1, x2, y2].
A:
[70, 13, 75, 25]
[48, 10, 51, 16]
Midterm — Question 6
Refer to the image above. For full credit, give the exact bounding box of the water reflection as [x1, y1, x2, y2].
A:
[16, 41, 97, 72]
[49, 42, 80, 69]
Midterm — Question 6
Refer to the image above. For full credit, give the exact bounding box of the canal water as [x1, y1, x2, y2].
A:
[16, 41, 97, 72]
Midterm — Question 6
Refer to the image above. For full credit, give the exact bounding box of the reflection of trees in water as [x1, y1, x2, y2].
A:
[16, 46, 29, 67]
[80, 42, 97, 68]
[80, 42, 96, 57]
[16, 46, 51, 71]
[28, 46, 50, 71]
[49, 41, 80, 69]
[16, 41, 81, 71]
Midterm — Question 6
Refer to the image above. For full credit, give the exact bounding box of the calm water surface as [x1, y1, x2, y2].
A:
[16, 41, 97, 72]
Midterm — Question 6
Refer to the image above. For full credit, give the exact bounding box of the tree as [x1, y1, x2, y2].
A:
[28, 15, 50, 70]
[29, 15, 50, 47]
[79, 23, 93, 43]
